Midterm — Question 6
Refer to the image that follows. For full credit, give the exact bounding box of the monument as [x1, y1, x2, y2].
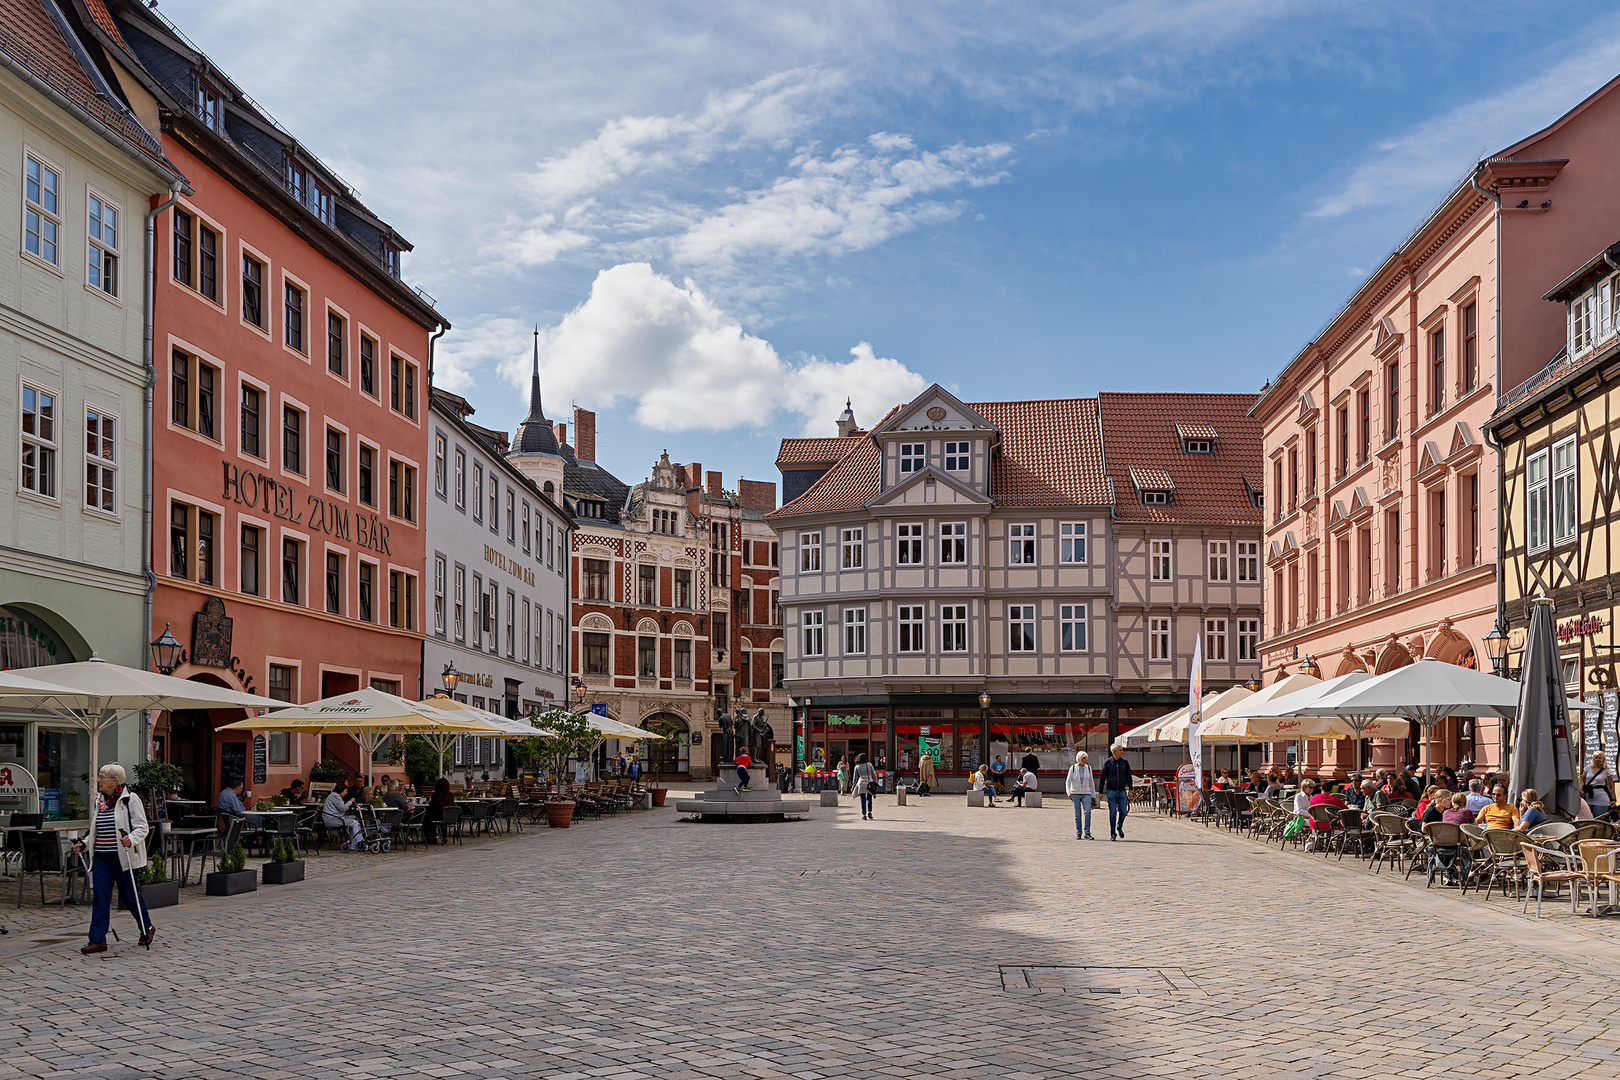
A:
[675, 705, 811, 822]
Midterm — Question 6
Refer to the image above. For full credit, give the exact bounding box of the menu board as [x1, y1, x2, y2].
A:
[220, 741, 247, 788]
[1586, 694, 1602, 763]
[252, 734, 268, 785]
[1605, 690, 1619, 761]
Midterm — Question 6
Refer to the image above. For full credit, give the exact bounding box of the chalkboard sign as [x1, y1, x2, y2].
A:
[1585, 694, 1602, 764]
[1604, 690, 1619, 762]
[252, 734, 268, 785]
[220, 741, 247, 788]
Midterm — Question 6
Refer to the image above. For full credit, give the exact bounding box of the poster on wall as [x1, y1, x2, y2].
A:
[918, 735, 943, 763]
[1604, 690, 1619, 762]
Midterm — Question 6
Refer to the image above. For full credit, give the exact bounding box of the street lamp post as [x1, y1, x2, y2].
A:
[440, 662, 460, 696]
[1483, 619, 1510, 773]
[149, 624, 183, 676]
[979, 690, 991, 774]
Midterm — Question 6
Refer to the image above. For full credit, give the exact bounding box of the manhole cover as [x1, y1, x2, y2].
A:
[1000, 966, 1203, 995]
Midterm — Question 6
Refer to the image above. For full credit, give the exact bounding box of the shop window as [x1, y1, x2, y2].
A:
[36, 727, 89, 821]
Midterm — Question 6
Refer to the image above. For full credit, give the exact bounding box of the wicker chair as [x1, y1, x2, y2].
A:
[1480, 829, 1532, 901]
[1368, 813, 1417, 874]
[1521, 842, 1585, 917]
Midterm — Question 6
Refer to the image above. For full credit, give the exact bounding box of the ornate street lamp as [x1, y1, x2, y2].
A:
[978, 690, 991, 772]
[1482, 621, 1508, 677]
[1299, 655, 1321, 679]
[441, 662, 460, 695]
[1243, 674, 1262, 692]
[149, 624, 183, 676]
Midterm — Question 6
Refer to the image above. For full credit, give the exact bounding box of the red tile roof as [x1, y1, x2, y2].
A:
[972, 397, 1111, 506]
[776, 435, 865, 467]
[1098, 392, 1262, 525]
[82, 0, 130, 52]
[1175, 421, 1220, 441]
[1129, 465, 1176, 492]
[1, 0, 100, 100]
[767, 437, 881, 517]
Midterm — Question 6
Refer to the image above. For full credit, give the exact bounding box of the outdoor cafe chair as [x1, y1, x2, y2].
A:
[1368, 813, 1417, 874]
[1412, 822, 1467, 888]
[1480, 829, 1532, 901]
[16, 830, 84, 908]
[196, 817, 245, 881]
[1521, 842, 1586, 918]
[1528, 821, 1577, 843]
[1561, 821, 1616, 849]
[438, 805, 463, 845]
[1, 812, 44, 876]
[1336, 808, 1373, 861]
[1571, 839, 1620, 916]
[1305, 805, 1341, 856]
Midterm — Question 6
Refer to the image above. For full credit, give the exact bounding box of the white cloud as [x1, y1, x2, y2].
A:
[496, 263, 927, 433]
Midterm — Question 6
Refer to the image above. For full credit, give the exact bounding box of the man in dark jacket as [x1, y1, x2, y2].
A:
[1101, 744, 1133, 840]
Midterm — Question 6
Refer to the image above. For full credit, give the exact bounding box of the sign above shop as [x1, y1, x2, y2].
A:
[825, 714, 868, 726]
[0, 763, 39, 799]
[192, 596, 234, 668]
[0, 606, 66, 667]
[484, 545, 536, 587]
[222, 461, 391, 555]
[1558, 615, 1607, 643]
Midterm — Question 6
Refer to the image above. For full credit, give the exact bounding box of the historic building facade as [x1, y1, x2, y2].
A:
[1252, 72, 1620, 777]
[770, 386, 1262, 788]
[82, 1, 448, 799]
[0, 0, 184, 822]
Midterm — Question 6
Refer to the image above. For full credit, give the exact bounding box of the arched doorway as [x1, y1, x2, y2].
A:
[643, 713, 689, 776]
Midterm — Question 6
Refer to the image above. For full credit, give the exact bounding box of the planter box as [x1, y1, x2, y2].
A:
[261, 860, 306, 885]
[648, 788, 669, 807]
[139, 880, 179, 909]
[545, 800, 576, 829]
[204, 870, 258, 896]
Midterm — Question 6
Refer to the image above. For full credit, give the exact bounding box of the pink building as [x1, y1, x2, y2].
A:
[1251, 74, 1620, 777]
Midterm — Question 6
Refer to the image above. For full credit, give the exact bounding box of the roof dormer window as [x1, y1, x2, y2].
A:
[195, 79, 223, 133]
[1183, 439, 1211, 454]
[1129, 465, 1174, 507]
[286, 159, 334, 226]
[1141, 490, 1170, 505]
[1175, 421, 1218, 454]
[383, 242, 401, 279]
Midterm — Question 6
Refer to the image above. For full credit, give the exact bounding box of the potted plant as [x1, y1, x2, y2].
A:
[130, 760, 184, 818]
[309, 758, 351, 785]
[205, 841, 257, 895]
[523, 709, 603, 828]
[137, 852, 179, 909]
[261, 836, 305, 885]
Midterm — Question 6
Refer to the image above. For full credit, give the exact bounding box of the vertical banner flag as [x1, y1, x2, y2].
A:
[1188, 634, 1204, 786]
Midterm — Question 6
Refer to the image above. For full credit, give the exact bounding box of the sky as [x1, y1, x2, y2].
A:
[156, 0, 1620, 498]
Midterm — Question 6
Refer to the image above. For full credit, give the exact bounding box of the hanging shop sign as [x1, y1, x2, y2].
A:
[191, 596, 234, 669]
[222, 461, 392, 555]
[1557, 615, 1607, 643]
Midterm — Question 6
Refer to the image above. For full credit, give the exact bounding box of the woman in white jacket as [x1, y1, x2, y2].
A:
[71, 763, 155, 953]
[1066, 751, 1097, 840]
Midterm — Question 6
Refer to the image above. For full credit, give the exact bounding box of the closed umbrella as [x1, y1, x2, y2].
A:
[1510, 598, 1580, 817]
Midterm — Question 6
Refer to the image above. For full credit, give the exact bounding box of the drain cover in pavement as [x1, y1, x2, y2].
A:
[798, 869, 877, 876]
[1001, 966, 1203, 995]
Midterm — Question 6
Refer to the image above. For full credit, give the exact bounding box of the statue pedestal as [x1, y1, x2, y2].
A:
[675, 764, 810, 822]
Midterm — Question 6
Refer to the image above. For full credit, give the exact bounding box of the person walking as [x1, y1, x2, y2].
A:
[1066, 751, 1096, 839]
[1101, 743, 1133, 840]
[852, 754, 878, 820]
[917, 750, 936, 795]
[71, 764, 155, 953]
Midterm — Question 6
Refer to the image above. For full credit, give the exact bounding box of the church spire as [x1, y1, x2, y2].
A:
[512, 326, 561, 456]
[527, 326, 543, 421]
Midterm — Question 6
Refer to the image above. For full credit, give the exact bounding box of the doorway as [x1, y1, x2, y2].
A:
[169, 709, 213, 800]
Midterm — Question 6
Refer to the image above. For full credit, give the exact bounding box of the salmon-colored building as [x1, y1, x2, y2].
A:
[1252, 75, 1620, 777]
[74, 2, 447, 798]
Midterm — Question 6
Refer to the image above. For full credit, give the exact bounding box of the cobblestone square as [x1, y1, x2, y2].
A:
[4, 795, 1620, 1079]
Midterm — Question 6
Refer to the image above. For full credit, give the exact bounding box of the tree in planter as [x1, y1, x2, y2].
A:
[130, 760, 185, 816]
[523, 709, 601, 790]
[308, 758, 351, 785]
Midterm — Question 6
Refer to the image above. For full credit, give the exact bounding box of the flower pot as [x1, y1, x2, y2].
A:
[545, 800, 576, 829]
[204, 870, 258, 896]
[261, 859, 306, 885]
[648, 788, 669, 807]
[139, 880, 179, 909]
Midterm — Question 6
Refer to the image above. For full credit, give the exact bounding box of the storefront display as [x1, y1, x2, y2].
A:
[36, 726, 89, 821]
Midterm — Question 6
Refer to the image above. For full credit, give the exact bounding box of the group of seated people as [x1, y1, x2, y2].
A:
[968, 764, 1039, 806]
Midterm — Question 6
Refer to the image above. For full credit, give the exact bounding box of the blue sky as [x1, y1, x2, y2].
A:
[159, 0, 1620, 497]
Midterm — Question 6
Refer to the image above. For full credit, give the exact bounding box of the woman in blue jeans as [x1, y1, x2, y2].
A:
[1065, 751, 1096, 839]
[852, 754, 878, 820]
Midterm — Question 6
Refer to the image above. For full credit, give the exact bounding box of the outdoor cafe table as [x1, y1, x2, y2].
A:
[166, 826, 216, 886]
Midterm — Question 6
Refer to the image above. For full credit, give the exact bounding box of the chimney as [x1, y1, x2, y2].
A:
[836, 397, 858, 438]
[572, 408, 596, 461]
[683, 463, 702, 491]
[554, 422, 567, 448]
[706, 470, 723, 499]
[739, 479, 776, 512]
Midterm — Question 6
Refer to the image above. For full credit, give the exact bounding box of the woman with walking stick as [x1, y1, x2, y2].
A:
[71, 764, 155, 953]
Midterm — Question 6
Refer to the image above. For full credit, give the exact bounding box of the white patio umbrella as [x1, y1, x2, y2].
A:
[0, 657, 271, 796]
[1150, 687, 1253, 745]
[1119, 695, 1215, 749]
[418, 695, 555, 780]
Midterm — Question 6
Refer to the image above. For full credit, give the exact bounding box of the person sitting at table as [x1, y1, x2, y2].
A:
[1463, 777, 1491, 815]
[380, 779, 410, 815]
[421, 778, 456, 844]
[1261, 774, 1285, 800]
[1358, 779, 1389, 813]
[1304, 781, 1347, 851]
[1419, 787, 1447, 825]
[1415, 785, 1443, 820]
[1441, 792, 1475, 825]
[1475, 784, 1520, 831]
[217, 779, 248, 819]
[279, 779, 308, 805]
[1517, 788, 1549, 831]
[321, 783, 363, 850]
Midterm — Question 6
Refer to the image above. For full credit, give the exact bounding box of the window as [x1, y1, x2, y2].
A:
[638, 563, 656, 605]
[267, 666, 293, 761]
[584, 632, 610, 674]
[939, 522, 967, 564]
[1552, 435, 1577, 546]
[1527, 448, 1549, 553]
[1009, 523, 1036, 565]
[1337, 406, 1349, 477]
[284, 282, 305, 352]
[86, 192, 118, 296]
[1061, 604, 1087, 652]
[389, 571, 416, 630]
[1288, 448, 1299, 510]
[169, 350, 217, 439]
[1009, 604, 1036, 652]
[1184, 439, 1212, 455]
[325, 429, 344, 492]
[935, 604, 967, 652]
[1272, 459, 1282, 522]
[583, 559, 610, 600]
[325, 552, 343, 614]
[801, 610, 825, 657]
[195, 79, 223, 132]
[453, 566, 465, 639]
[282, 405, 303, 473]
[389, 460, 416, 521]
[431, 557, 446, 633]
[1149, 617, 1171, 661]
[1462, 303, 1478, 394]
[1236, 541, 1259, 583]
[488, 477, 498, 531]
[843, 608, 866, 655]
[799, 531, 822, 571]
[282, 538, 301, 604]
[898, 605, 924, 653]
[1573, 287, 1597, 356]
[1386, 359, 1400, 439]
[522, 503, 531, 553]
[358, 446, 375, 506]
[169, 502, 188, 578]
[522, 600, 531, 663]
[897, 523, 923, 565]
[673, 567, 691, 608]
[20, 386, 56, 497]
[1141, 489, 1170, 506]
[1208, 540, 1229, 582]
[673, 637, 692, 679]
[546, 521, 555, 568]
[359, 562, 374, 623]
[1357, 389, 1370, 464]
[899, 442, 925, 473]
[327, 312, 346, 377]
[1306, 428, 1317, 495]
[240, 525, 261, 596]
[84, 409, 116, 512]
[198, 224, 217, 302]
[1059, 522, 1086, 564]
[944, 441, 970, 471]
[1204, 618, 1227, 661]
[1151, 539, 1172, 581]
[359, 335, 377, 396]
[453, 448, 465, 509]
[506, 590, 515, 656]
[1430, 328, 1445, 414]
[433, 434, 447, 497]
[1384, 509, 1401, 594]
[23, 155, 59, 264]
[240, 385, 261, 457]
[840, 527, 863, 569]
[241, 254, 263, 327]
[1238, 619, 1259, 662]
[470, 575, 484, 646]
[506, 489, 515, 542]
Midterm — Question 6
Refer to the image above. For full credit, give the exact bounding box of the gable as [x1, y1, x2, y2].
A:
[878, 384, 997, 434]
[867, 466, 991, 510]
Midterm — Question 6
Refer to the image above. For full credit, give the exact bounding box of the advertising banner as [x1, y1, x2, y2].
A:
[1176, 762, 1200, 814]
[1188, 635, 1204, 786]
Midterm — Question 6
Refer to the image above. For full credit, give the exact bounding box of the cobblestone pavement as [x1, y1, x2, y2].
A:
[5, 792, 1620, 1079]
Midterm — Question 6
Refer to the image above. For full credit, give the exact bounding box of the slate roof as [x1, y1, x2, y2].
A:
[512, 340, 560, 456]
[559, 442, 630, 525]
[973, 397, 1110, 507]
[1098, 392, 1262, 525]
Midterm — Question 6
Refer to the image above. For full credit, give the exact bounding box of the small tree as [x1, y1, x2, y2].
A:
[525, 709, 601, 789]
[308, 758, 351, 784]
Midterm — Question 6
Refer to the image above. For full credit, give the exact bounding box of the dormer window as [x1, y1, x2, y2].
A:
[286, 159, 334, 226]
[383, 242, 401, 279]
[1183, 440, 1211, 454]
[1175, 421, 1218, 454]
[1129, 465, 1175, 507]
[899, 443, 925, 474]
[195, 79, 223, 133]
[1141, 490, 1171, 505]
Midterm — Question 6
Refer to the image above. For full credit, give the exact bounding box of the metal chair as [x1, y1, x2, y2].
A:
[1521, 842, 1585, 917]
[1480, 829, 1532, 901]
[1336, 808, 1372, 861]
[196, 817, 245, 880]
[1527, 821, 1576, 843]
[16, 831, 84, 908]
[1413, 822, 1467, 887]
[1304, 805, 1341, 856]
[1368, 813, 1417, 874]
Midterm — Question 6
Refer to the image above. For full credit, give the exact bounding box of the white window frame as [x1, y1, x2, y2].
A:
[1526, 448, 1550, 554]
[1008, 604, 1036, 652]
[1149, 617, 1172, 662]
[1060, 603, 1087, 652]
[940, 522, 967, 564]
[86, 189, 119, 297]
[1204, 618, 1227, 661]
[20, 383, 58, 500]
[899, 442, 925, 474]
[1151, 539, 1172, 581]
[1237, 618, 1259, 662]
[897, 522, 923, 565]
[800, 531, 822, 572]
[840, 527, 864, 569]
[472, 464, 483, 523]
[1572, 288, 1597, 356]
[843, 608, 866, 655]
[1009, 523, 1036, 565]
[434, 433, 447, 497]
[1059, 522, 1086, 564]
[433, 555, 446, 634]
[897, 605, 925, 653]
[454, 447, 466, 510]
[1552, 435, 1577, 547]
[454, 565, 466, 641]
[944, 441, 970, 472]
[940, 604, 968, 652]
[801, 610, 825, 657]
[1208, 540, 1230, 582]
[1236, 541, 1259, 583]
[23, 151, 60, 267]
[84, 406, 117, 515]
